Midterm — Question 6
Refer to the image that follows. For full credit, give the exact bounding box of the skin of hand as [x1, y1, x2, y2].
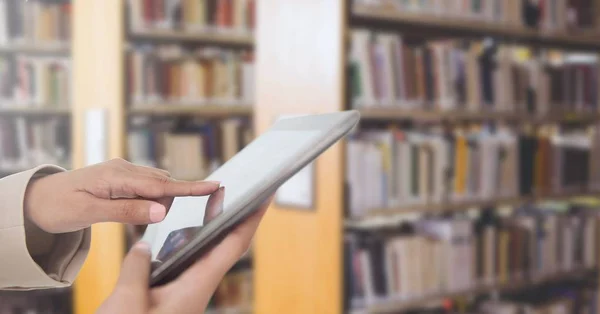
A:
[96, 197, 271, 314]
[24, 158, 221, 233]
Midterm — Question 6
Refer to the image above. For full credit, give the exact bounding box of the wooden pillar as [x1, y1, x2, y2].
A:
[254, 1, 347, 313]
[72, 0, 126, 313]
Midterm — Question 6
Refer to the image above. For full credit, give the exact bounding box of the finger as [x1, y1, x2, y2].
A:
[93, 198, 168, 224]
[168, 197, 272, 306]
[111, 242, 151, 311]
[116, 241, 152, 289]
[116, 174, 220, 199]
[204, 186, 225, 224]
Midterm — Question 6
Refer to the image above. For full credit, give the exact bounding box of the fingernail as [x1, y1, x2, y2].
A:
[133, 241, 151, 254]
[149, 204, 166, 223]
[206, 181, 221, 186]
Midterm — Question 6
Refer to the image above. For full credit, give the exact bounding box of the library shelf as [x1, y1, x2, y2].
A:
[345, 192, 598, 229]
[350, 3, 600, 51]
[0, 106, 71, 116]
[128, 104, 253, 117]
[128, 29, 254, 47]
[364, 268, 597, 314]
[0, 42, 70, 54]
[357, 108, 600, 124]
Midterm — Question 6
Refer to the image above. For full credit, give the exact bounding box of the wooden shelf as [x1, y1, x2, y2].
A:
[365, 268, 596, 314]
[129, 29, 254, 47]
[0, 106, 71, 116]
[128, 104, 253, 117]
[345, 191, 597, 229]
[351, 4, 600, 51]
[357, 108, 600, 124]
[0, 42, 70, 54]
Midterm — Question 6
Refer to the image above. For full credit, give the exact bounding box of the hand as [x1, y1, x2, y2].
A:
[24, 158, 220, 233]
[96, 198, 271, 314]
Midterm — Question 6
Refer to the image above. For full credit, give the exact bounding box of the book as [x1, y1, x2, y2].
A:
[127, 0, 256, 34]
[127, 117, 252, 181]
[344, 203, 600, 311]
[349, 30, 600, 116]
[0, 116, 70, 172]
[127, 45, 254, 106]
[0, 55, 71, 107]
[352, 0, 598, 33]
[346, 125, 597, 217]
[0, 0, 71, 45]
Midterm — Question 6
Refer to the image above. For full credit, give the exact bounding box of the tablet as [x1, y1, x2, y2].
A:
[142, 110, 360, 286]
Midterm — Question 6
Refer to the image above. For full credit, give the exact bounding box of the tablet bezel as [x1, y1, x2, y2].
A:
[149, 110, 360, 286]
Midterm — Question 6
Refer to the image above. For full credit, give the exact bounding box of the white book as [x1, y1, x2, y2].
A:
[376, 34, 396, 106]
[350, 30, 375, 107]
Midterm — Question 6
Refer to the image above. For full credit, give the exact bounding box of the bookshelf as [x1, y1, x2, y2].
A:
[128, 104, 253, 117]
[351, 2, 600, 50]
[367, 268, 597, 314]
[255, 1, 600, 314]
[0, 0, 74, 313]
[129, 29, 254, 47]
[358, 108, 600, 124]
[72, 0, 256, 313]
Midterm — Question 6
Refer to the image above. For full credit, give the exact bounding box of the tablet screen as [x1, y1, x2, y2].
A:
[145, 129, 322, 265]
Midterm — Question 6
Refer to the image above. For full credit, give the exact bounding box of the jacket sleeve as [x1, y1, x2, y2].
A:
[0, 165, 91, 290]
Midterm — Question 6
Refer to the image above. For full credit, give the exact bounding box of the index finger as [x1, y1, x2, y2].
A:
[120, 175, 221, 199]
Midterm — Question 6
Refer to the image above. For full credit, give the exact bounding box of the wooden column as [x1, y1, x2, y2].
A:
[72, 0, 126, 313]
[254, 1, 347, 313]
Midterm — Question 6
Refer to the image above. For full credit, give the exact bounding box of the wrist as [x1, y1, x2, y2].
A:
[24, 176, 51, 233]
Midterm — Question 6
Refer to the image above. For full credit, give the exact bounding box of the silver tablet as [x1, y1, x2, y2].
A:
[143, 110, 360, 286]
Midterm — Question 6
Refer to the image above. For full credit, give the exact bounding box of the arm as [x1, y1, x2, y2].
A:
[0, 165, 90, 289]
[0, 159, 220, 290]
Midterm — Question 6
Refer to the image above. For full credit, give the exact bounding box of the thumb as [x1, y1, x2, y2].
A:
[98, 242, 152, 314]
[115, 241, 152, 293]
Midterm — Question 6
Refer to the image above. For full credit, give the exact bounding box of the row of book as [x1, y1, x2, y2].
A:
[0, 117, 71, 172]
[127, 46, 254, 106]
[395, 284, 598, 314]
[344, 203, 600, 309]
[346, 125, 600, 217]
[353, 0, 598, 32]
[128, 117, 252, 181]
[0, 0, 71, 45]
[476, 290, 597, 314]
[0, 56, 71, 107]
[127, 0, 256, 34]
[350, 30, 600, 114]
[0, 289, 72, 314]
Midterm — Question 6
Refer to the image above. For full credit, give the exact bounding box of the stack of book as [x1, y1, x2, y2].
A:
[0, 288, 72, 314]
[350, 30, 600, 114]
[127, 0, 256, 33]
[352, 0, 599, 32]
[346, 126, 600, 217]
[344, 203, 600, 309]
[127, 45, 255, 107]
[0, 0, 71, 45]
[128, 117, 253, 180]
[0, 55, 71, 107]
[0, 116, 71, 171]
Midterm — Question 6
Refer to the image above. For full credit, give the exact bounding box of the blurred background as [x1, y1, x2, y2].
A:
[2, 0, 600, 313]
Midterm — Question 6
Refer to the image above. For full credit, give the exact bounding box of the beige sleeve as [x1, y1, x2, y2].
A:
[0, 165, 91, 290]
